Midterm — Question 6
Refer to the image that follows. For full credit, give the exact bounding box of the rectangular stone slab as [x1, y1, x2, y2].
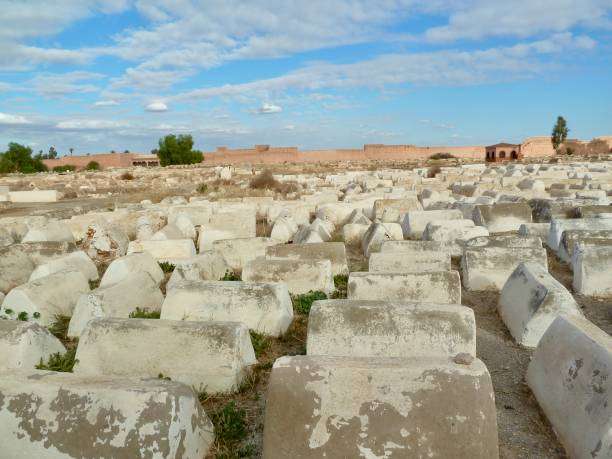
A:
[263, 355, 499, 458]
[572, 243, 612, 297]
[527, 315, 612, 459]
[461, 246, 548, 292]
[0, 371, 213, 458]
[162, 280, 293, 337]
[243, 258, 334, 294]
[498, 262, 583, 348]
[74, 318, 256, 393]
[347, 271, 461, 304]
[266, 242, 349, 276]
[368, 250, 451, 273]
[307, 300, 476, 358]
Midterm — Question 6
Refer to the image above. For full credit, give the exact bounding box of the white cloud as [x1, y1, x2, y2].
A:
[424, 0, 612, 42]
[28, 71, 104, 97]
[56, 119, 126, 130]
[93, 99, 120, 106]
[283, 124, 296, 130]
[172, 34, 594, 102]
[0, 112, 31, 125]
[145, 101, 169, 112]
[257, 103, 282, 114]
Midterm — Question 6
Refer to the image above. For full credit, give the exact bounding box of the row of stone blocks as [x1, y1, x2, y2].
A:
[262, 297, 499, 457]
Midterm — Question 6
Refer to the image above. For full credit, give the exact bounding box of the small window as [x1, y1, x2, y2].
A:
[499, 151, 506, 159]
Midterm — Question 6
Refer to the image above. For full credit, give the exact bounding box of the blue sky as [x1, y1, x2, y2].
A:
[0, 0, 611, 156]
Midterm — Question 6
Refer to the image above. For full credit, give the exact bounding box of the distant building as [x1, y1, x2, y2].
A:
[43, 152, 158, 170]
[485, 143, 521, 162]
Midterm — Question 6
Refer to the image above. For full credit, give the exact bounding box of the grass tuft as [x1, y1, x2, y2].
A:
[291, 291, 327, 315]
[48, 315, 71, 341]
[209, 401, 252, 457]
[330, 274, 348, 299]
[249, 330, 272, 359]
[36, 348, 77, 372]
[220, 270, 241, 281]
[129, 308, 161, 319]
[158, 261, 176, 273]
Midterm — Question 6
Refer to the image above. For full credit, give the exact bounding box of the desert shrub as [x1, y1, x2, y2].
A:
[429, 152, 455, 160]
[86, 160, 101, 170]
[17, 311, 29, 321]
[158, 261, 175, 273]
[250, 169, 300, 195]
[291, 291, 327, 315]
[220, 270, 241, 281]
[36, 348, 77, 372]
[120, 171, 134, 180]
[129, 308, 161, 319]
[586, 138, 611, 156]
[197, 183, 208, 193]
[427, 165, 442, 178]
[53, 165, 76, 173]
[250, 169, 278, 190]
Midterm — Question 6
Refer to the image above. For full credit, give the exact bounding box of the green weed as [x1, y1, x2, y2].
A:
[291, 291, 327, 315]
[36, 348, 77, 372]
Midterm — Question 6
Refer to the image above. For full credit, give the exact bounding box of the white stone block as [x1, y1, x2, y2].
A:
[68, 271, 164, 338]
[29, 251, 98, 282]
[572, 243, 612, 296]
[100, 252, 164, 288]
[243, 258, 334, 294]
[527, 315, 612, 459]
[461, 246, 548, 291]
[0, 321, 65, 370]
[74, 318, 256, 393]
[263, 355, 499, 458]
[162, 280, 293, 336]
[22, 221, 75, 244]
[2, 270, 89, 326]
[0, 371, 213, 458]
[0, 245, 35, 294]
[401, 209, 463, 239]
[9, 190, 58, 203]
[213, 237, 278, 273]
[348, 271, 461, 304]
[498, 262, 583, 348]
[361, 222, 403, 257]
[266, 242, 349, 276]
[166, 253, 231, 289]
[307, 300, 476, 358]
[368, 250, 451, 273]
[127, 239, 196, 262]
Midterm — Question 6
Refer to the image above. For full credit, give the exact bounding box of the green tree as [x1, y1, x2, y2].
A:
[551, 116, 569, 151]
[48, 146, 58, 159]
[156, 134, 203, 166]
[0, 143, 47, 174]
[86, 160, 101, 170]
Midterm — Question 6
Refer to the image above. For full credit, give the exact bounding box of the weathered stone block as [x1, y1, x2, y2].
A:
[572, 243, 612, 296]
[22, 220, 75, 244]
[361, 222, 403, 257]
[213, 237, 278, 273]
[527, 315, 612, 459]
[127, 239, 196, 262]
[2, 270, 89, 326]
[348, 271, 461, 304]
[75, 318, 256, 393]
[401, 209, 463, 239]
[68, 271, 164, 338]
[307, 300, 475, 358]
[263, 355, 499, 458]
[166, 252, 231, 289]
[266, 242, 348, 276]
[461, 246, 548, 291]
[498, 262, 583, 348]
[0, 245, 35, 294]
[0, 321, 65, 370]
[368, 250, 450, 272]
[162, 280, 293, 336]
[100, 252, 164, 288]
[8, 189, 58, 203]
[29, 251, 98, 282]
[0, 371, 213, 458]
[472, 203, 533, 233]
[548, 218, 612, 251]
[243, 258, 334, 294]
